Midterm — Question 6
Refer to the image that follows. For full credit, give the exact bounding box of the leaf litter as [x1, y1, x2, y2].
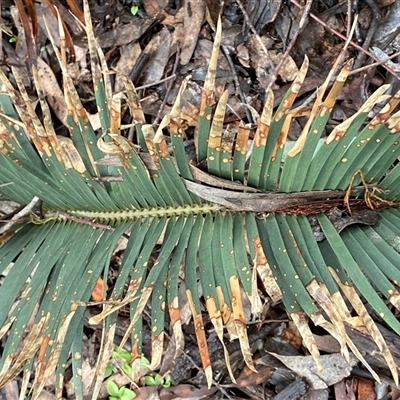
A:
[2, 0, 400, 399]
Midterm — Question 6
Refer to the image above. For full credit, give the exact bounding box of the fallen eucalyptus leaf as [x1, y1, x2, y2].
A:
[265, 352, 358, 389]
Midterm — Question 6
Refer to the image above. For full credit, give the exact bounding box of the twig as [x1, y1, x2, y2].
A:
[353, 0, 381, 70]
[266, 0, 313, 93]
[349, 50, 400, 76]
[234, 0, 313, 97]
[0, 196, 39, 234]
[126, 62, 178, 140]
[135, 74, 176, 91]
[291, 39, 400, 114]
[246, 318, 290, 325]
[222, 45, 253, 123]
[153, 47, 181, 125]
[347, 0, 352, 34]
[234, 0, 276, 74]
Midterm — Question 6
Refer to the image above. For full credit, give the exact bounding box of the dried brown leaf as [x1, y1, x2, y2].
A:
[97, 18, 157, 48]
[269, 52, 299, 82]
[114, 42, 142, 93]
[37, 57, 68, 124]
[142, 27, 171, 85]
[269, 352, 358, 389]
[180, 0, 206, 65]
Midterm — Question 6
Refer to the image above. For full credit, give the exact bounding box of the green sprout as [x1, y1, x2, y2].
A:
[130, 5, 139, 15]
[144, 373, 171, 388]
[105, 347, 170, 394]
[106, 380, 136, 400]
[105, 348, 150, 378]
[105, 347, 132, 377]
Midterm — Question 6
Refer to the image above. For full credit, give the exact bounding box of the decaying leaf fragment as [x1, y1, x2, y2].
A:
[266, 352, 359, 389]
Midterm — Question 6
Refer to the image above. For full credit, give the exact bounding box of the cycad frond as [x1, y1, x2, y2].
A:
[1, 3, 400, 398]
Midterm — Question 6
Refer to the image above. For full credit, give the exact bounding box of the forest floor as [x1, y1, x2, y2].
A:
[2, 0, 400, 399]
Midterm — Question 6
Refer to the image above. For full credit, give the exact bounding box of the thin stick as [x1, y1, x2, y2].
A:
[153, 47, 180, 125]
[0, 196, 39, 234]
[134, 74, 176, 91]
[222, 45, 253, 123]
[353, 0, 381, 70]
[266, 0, 313, 93]
[347, 0, 352, 34]
[349, 50, 400, 76]
[234, 0, 276, 74]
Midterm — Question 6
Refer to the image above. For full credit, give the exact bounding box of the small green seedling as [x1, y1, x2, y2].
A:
[144, 373, 171, 388]
[107, 380, 136, 400]
[105, 348, 150, 378]
[105, 347, 170, 395]
[130, 5, 139, 15]
[105, 347, 132, 377]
